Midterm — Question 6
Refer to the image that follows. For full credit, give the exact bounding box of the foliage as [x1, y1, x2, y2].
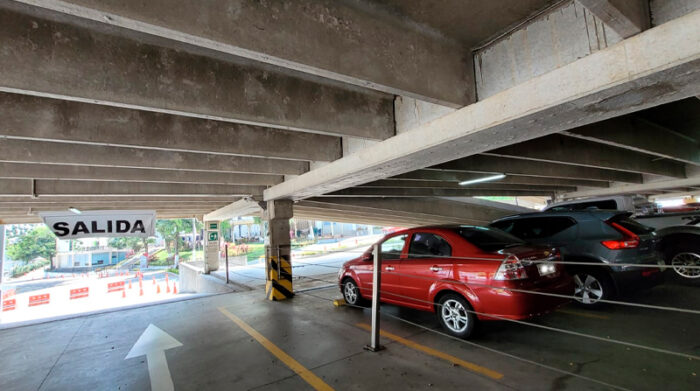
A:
[156, 219, 195, 256]
[11, 257, 50, 277]
[108, 237, 145, 252]
[221, 220, 233, 242]
[167, 267, 179, 275]
[7, 226, 57, 263]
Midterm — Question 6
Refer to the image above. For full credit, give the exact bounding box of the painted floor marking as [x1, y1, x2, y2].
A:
[355, 323, 503, 380]
[218, 307, 335, 391]
[557, 309, 610, 320]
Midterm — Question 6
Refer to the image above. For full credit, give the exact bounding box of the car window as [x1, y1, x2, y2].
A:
[549, 200, 618, 211]
[381, 234, 407, 260]
[492, 217, 575, 240]
[610, 215, 655, 234]
[408, 233, 452, 258]
[456, 226, 524, 252]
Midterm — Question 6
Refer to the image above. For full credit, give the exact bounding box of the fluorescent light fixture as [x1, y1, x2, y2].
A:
[69, 207, 82, 214]
[459, 174, 506, 186]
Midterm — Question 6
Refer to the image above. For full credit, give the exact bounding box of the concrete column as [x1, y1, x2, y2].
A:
[265, 200, 293, 301]
[203, 221, 220, 273]
[0, 225, 5, 288]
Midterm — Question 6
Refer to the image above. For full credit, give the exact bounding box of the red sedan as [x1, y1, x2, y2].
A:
[338, 225, 573, 338]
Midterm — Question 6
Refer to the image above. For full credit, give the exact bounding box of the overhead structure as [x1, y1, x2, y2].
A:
[0, 0, 699, 227]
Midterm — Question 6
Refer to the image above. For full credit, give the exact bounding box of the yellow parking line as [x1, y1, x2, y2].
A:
[218, 307, 334, 391]
[355, 323, 503, 380]
[557, 309, 610, 320]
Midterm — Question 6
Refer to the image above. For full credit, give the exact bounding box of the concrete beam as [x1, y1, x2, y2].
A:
[578, 0, 650, 38]
[0, 213, 214, 224]
[563, 116, 700, 165]
[324, 188, 555, 198]
[0, 163, 284, 186]
[203, 199, 263, 221]
[561, 176, 700, 198]
[11, 0, 473, 107]
[429, 155, 642, 183]
[485, 134, 687, 177]
[359, 180, 575, 192]
[387, 171, 610, 188]
[0, 7, 394, 139]
[0, 139, 308, 175]
[264, 12, 700, 200]
[294, 197, 529, 226]
[0, 94, 341, 162]
[0, 202, 230, 209]
[304, 197, 528, 222]
[0, 179, 266, 197]
[0, 208, 218, 216]
[0, 196, 240, 203]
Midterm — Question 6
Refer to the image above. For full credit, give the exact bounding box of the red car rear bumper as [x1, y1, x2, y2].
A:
[475, 276, 574, 321]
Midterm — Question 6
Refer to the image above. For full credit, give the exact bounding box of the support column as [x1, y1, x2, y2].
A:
[203, 220, 220, 273]
[265, 200, 293, 301]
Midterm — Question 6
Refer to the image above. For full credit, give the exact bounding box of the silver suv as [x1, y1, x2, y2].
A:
[491, 210, 664, 306]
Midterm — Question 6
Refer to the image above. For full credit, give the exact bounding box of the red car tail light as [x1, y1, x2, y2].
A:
[601, 222, 640, 250]
[494, 255, 528, 280]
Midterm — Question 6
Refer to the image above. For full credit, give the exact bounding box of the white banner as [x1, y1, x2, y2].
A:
[39, 210, 156, 239]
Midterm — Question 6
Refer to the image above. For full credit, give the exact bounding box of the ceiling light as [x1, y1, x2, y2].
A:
[459, 174, 506, 186]
[69, 207, 82, 214]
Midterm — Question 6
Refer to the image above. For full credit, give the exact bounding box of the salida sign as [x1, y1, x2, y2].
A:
[39, 210, 156, 239]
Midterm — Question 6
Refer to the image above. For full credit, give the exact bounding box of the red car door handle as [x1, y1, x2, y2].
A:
[430, 266, 442, 272]
[385, 266, 395, 271]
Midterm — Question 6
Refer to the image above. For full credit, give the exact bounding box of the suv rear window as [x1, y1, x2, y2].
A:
[491, 217, 576, 240]
[549, 200, 618, 211]
[456, 226, 524, 252]
[610, 215, 655, 234]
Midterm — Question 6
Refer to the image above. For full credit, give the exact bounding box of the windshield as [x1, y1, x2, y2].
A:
[455, 226, 525, 252]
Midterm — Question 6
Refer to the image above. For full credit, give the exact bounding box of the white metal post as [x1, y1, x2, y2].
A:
[365, 243, 384, 352]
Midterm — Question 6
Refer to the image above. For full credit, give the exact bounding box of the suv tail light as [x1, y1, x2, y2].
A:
[602, 222, 639, 250]
[494, 254, 528, 280]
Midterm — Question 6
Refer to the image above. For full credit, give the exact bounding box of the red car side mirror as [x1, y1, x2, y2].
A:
[361, 253, 373, 262]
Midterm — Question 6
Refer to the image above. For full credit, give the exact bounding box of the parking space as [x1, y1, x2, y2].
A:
[1, 271, 697, 391]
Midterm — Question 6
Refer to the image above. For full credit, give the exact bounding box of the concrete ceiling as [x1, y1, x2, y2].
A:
[0, 0, 699, 225]
[370, 0, 559, 47]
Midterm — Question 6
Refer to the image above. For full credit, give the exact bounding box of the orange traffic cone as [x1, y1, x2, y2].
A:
[122, 290, 126, 299]
[173, 284, 178, 294]
[139, 287, 144, 296]
[157, 285, 161, 294]
[166, 283, 171, 293]
[152, 276, 156, 285]
[128, 280, 132, 289]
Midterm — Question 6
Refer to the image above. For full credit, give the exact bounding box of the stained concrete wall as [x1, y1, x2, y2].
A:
[474, 0, 623, 100]
[651, 0, 700, 25]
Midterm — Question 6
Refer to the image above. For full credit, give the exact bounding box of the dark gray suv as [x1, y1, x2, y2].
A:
[491, 210, 664, 306]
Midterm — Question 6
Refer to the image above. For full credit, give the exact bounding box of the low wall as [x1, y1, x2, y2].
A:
[179, 262, 234, 294]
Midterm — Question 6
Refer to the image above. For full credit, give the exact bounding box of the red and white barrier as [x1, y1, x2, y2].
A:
[107, 281, 125, 293]
[2, 298, 16, 311]
[29, 294, 50, 307]
[70, 287, 89, 300]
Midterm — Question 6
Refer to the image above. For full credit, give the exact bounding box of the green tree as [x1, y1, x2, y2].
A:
[108, 237, 145, 252]
[156, 219, 193, 256]
[7, 226, 57, 263]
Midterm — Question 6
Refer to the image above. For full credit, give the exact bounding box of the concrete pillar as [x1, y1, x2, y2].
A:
[0, 225, 5, 288]
[203, 221, 220, 273]
[265, 200, 293, 301]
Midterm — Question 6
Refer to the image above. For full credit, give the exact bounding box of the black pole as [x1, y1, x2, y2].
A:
[225, 244, 229, 284]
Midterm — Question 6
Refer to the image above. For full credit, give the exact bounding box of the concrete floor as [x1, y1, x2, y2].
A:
[0, 273, 698, 391]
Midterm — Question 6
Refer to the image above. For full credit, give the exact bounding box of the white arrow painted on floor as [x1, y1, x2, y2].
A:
[125, 324, 182, 391]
